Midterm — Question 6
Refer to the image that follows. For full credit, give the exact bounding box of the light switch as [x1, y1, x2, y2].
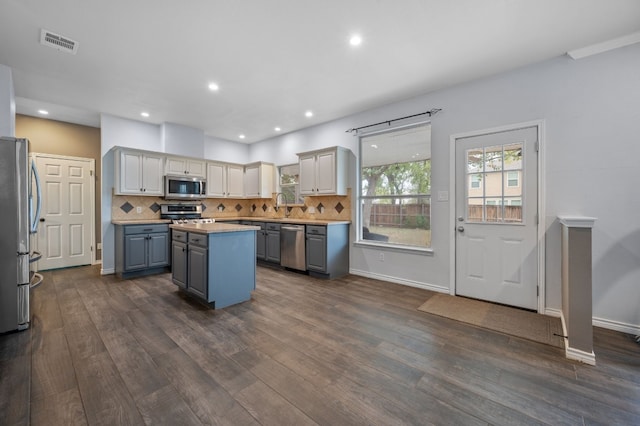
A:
[437, 191, 449, 202]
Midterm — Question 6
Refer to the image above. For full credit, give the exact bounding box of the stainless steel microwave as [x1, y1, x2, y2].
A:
[164, 175, 206, 200]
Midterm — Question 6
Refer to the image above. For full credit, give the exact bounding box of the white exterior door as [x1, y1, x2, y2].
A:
[35, 155, 94, 270]
[455, 126, 538, 310]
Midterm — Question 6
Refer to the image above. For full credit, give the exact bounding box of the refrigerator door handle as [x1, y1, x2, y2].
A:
[30, 158, 42, 234]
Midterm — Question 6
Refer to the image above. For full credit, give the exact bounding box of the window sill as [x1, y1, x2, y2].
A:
[354, 240, 434, 256]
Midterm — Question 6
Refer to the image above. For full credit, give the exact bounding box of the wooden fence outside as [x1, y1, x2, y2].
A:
[368, 203, 431, 228]
[367, 204, 523, 227]
[468, 205, 523, 222]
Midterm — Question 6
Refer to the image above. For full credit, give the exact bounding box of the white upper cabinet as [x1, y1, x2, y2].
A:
[165, 156, 206, 177]
[298, 147, 348, 196]
[244, 162, 275, 198]
[115, 149, 164, 196]
[227, 164, 245, 198]
[206, 162, 245, 198]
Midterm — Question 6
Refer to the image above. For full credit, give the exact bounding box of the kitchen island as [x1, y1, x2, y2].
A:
[170, 222, 260, 309]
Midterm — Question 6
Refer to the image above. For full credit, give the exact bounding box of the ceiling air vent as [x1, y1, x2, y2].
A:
[40, 29, 79, 55]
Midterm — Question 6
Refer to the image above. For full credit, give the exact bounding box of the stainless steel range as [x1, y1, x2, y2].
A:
[160, 203, 215, 224]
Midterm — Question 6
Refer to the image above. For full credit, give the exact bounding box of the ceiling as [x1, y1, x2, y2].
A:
[2, 1, 640, 144]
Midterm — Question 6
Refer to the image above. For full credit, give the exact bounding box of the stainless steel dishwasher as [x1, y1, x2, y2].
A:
[280, 224, 306, 271]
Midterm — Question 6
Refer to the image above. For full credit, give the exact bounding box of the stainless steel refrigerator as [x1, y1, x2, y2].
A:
[0, 136, 41, 333]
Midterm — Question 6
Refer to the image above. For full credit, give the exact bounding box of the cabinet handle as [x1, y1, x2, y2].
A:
[143, 228, 153, 232]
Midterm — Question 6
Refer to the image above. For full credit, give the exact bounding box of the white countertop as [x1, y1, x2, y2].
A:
[169, 222, 261, 234]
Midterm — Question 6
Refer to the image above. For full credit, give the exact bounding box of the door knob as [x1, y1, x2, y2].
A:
[457, 226, 465, 232]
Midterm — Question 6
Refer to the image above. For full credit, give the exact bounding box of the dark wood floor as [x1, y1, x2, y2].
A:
[2, 265, 639, 425]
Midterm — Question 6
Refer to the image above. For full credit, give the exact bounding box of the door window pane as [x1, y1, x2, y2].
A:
[484, 145, 503, 171]
[465, 143, 524, 224]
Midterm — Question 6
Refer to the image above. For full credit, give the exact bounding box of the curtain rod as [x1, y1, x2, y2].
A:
[345, 108, 441, 134]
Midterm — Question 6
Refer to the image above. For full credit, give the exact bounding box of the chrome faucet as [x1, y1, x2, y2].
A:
[275, 192, 290, 217]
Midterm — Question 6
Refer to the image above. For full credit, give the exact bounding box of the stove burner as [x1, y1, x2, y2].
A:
[171, 218, 215, 225]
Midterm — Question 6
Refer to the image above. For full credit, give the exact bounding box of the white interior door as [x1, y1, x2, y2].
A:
[455, 126, 538, 310]
[35, 155, 94, 270]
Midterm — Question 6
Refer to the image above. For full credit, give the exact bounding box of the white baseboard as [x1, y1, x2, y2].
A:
[101, 267, 115, 275]
[349, 268, 448, 294]
[566, 346, 596, 365]
[544, 307, 562, 318]
[558, 311, 595, 364]
[593, 316, 640, 336]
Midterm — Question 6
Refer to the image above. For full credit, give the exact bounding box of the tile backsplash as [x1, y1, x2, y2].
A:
[111, 189, 351, 222]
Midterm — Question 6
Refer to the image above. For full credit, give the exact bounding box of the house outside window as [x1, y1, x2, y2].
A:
[507, 171, 519, 187]
[359, 123, 431, 248]
[470, 174, 482, 189]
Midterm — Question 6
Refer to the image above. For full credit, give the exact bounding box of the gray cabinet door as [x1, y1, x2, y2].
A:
[148, 233, 169, 267]
[124, 234, 148, 271]
[188, 246, 207, 299]
[306, 234, 326, 272]
[172, 241, 187, 289]
[256, 229, 266, 260]
[265, 230, 281, 263]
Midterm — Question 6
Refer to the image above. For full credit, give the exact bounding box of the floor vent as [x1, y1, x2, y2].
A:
[40, 29, 79, 55]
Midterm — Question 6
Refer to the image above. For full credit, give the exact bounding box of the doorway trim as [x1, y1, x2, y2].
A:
[448, 120, 546, 313]
[31, 152, 97, 267]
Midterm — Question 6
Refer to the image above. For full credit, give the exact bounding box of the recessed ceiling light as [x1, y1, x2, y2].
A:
[305, 111, 313, 118]
[239, 134, 245, 139]
[274, 127, 281, 132]
[38, 109, 49, 115]
[349, 34, 362, 46]
[140, 112, 150, 118]
[208, 82, 219, 91]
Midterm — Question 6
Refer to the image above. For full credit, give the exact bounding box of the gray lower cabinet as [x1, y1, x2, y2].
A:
[306, 227, 326, 272]
[265, 223, 281, 263]
[244, 221, 266, 260]
[115, 223, 170, 279]
[187, 233, 208, 299]
[306, 224, 349, 279]
[172, 240, 187, 289]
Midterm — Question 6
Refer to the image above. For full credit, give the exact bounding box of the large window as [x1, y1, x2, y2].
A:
[359, 123, 431, 248]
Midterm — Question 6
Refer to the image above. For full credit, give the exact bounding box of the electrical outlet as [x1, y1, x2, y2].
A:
[97, 243, 102, 250]
[379, 252, 384, 262]
[308, 206, 315, 214]
[136, 206, 142, 214]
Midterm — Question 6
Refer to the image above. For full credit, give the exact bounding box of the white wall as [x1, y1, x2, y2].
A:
[162, 122, 204, 158]
[101, 113, 162, 156]
[249, 43, 640, 333]
[204, 135, 250, 163]
[0, 64, 15, 137]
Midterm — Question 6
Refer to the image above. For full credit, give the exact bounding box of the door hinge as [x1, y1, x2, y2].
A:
[90, 170, 93, 176]
[537, 286, 539, 296]
[91, 246, 93, 252]
[534, 141, 539, 152]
